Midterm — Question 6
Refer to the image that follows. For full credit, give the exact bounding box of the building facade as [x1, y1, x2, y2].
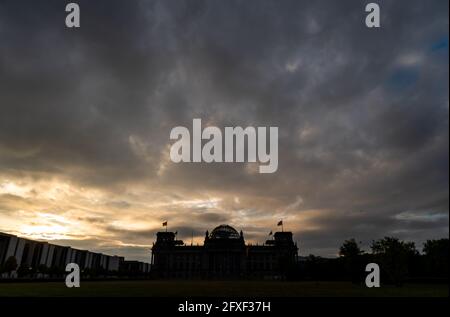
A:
[0, 232, 150, 278]
[151, 224, 298, 279]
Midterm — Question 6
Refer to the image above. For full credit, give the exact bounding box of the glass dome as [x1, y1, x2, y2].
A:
[209, 224, 240, 239]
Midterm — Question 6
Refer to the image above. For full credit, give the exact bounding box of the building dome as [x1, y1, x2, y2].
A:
[210, 224, 240, 239]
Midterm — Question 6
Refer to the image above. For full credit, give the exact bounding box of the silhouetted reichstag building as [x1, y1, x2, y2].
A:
[151, 224, 298, 279]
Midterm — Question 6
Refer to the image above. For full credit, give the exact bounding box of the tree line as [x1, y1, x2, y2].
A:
[292, 237, 448, 285]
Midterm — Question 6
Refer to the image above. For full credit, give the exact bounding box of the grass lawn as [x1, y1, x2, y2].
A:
[0, 280, 448, 297]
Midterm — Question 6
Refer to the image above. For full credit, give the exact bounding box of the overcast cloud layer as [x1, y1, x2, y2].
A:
[0, 0, 448, 261]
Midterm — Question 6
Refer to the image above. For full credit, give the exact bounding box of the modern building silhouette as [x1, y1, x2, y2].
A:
[0, 232, 150, 278]
[151, 224, 298, 279]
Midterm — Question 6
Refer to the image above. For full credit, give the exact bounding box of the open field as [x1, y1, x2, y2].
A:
[0, 281, 448, 297]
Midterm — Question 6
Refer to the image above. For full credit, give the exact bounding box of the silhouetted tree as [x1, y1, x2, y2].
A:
[304, 255, 320, 280]
[423, 238, 449, 278]
[339, 239, 364, 283]
[339, 239, 363, 258]
[37, 264, 49, 277]
[17, 265, 32, 278]
[3, 256, 18, 278]
[371, 237, 418, 285]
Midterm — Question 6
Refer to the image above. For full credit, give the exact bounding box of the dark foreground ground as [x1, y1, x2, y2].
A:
[0, 281, 447, 297]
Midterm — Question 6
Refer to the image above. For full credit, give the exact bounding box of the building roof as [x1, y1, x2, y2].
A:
[210, 224, 240, 240]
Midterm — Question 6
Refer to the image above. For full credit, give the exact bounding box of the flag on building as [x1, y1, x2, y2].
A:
[277, 220, 283, 226]
[162, 221, 167, 226]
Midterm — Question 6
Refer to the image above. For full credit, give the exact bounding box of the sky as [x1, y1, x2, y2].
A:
[0, 0, 448, 262]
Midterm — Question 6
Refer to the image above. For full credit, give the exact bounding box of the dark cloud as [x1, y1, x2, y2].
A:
[0, 0, 448, 259]
[106, 226, 157, 242]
